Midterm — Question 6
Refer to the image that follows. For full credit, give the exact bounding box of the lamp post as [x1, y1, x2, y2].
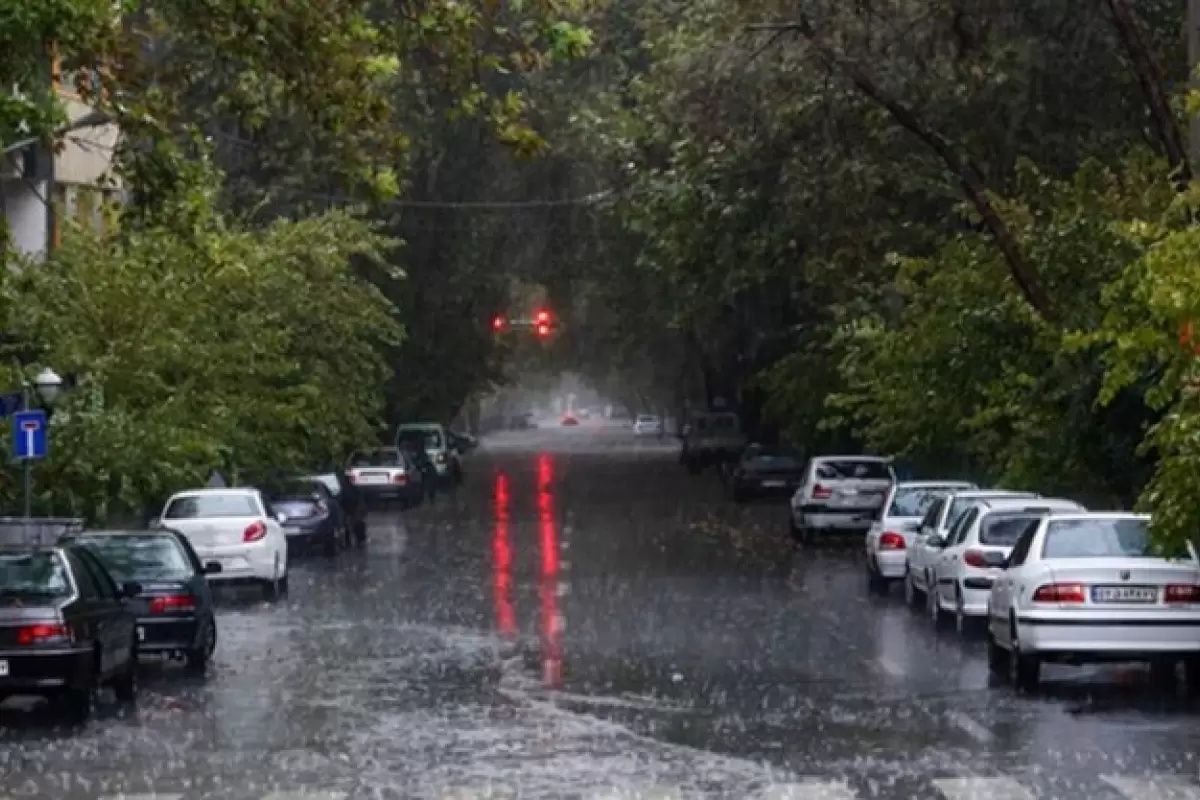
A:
[13, 364, 64, 519]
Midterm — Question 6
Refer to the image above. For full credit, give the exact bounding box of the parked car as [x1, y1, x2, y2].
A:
[788, 455, 895, 544]
[863, 480, 977, 593]
[927, 497, 1084, 632]
[345, 447, 426, 509]
[633, 414, 663, 437]
[155, 488, 289, 601]
[260, 476, 344, 557]
[0, 540, 139, 720]
[728, 443, 806, 502]
[986, 512, 1200, 692]
[61, 529, 219, 673]
[680, 412, 746, 473]
[905, 489, 1039, 606]
[312, 469, 368, 546]
[561, 414, 580, 426]
[398, 442, 439, 502]
[396, 423, 462, 486]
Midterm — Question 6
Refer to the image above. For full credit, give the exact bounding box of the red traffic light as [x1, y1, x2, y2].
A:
[536, 323, 550, 337]
[535, 309, 551, 325]
[492, 315, 506, 332]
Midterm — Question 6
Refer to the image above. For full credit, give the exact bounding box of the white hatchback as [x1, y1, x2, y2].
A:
[157, 488, 289, 601]
[986, 512, 1200, 691]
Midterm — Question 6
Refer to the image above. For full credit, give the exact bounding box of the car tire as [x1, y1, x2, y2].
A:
[928, 585, 948, 627]
[111, 644, 138, 703]
[954, 587, 969, 635]
[866, 560, 888, 594]
[185, 616, 217, 674]
[63, 683, 94, 723]
[1008, 617, 1040, 691]
[354, 519, 367, 545]
[1149, 658, 1178, 691]
[904, 572, 922, 608]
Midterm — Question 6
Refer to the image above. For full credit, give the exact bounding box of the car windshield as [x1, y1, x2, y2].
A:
[312, 474, 341, 495]
[946, 494, 1035, 529]
[815, 459, 891, 480]
[397, 429, 443, 449]
[979, 514, 1040, 546]
[70, 535, 193, 581]
[350, 449, 404, 467]
[1042, 518, 1156, 559]
[165, 493, 260, 519]
[888, 486, 959, 518]
[0, 551, 72, 597]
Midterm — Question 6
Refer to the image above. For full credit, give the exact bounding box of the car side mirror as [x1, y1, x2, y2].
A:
[120, 581, 143, 598]
[203, 561, 223, 574]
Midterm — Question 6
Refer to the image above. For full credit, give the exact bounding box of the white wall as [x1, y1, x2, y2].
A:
[2, 179, 49, 260]
[56, 98, 120, 187]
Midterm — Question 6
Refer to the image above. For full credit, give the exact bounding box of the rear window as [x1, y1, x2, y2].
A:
[946, 494, 1036, 529]
[1042, 518, 1154, 559]
[0, 551, 71, 597]
[815, 459, 891, 480]
[397, 429, 443, 449]
[70, 535, 192, 581]
[979, 514, 1040, 546]
[637, 415, 658, 423]
[350, 449, 404, 467]
[888, 487, 957, 518]
[165, 494, 260, 519]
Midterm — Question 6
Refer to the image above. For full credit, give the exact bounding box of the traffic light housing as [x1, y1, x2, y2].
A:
[536, 323, 550, 337]
[492, 315, 506, 332]
[534, 309, 552, 337]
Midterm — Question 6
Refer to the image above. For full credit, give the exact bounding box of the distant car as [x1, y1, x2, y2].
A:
[345, 447, 425, 509]
[561, 415, 579, 426]
[261, 477, 344, 557]
[788, 455, 895, 544]
[927, 497, 1084, 632]
[728, 443, 805, 501]
[863, 480, 976, 593]
[156, 488, 289, 601]
[62, 529, 219, 673]
[633, 414, 663, 437]
[399, 442, 439, 502]
[396, 423, 462, 486]
[986, 512, 1200, 691]
[0, 541, 139, 720]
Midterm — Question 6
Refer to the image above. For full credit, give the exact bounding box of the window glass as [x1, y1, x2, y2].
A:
[0, 551, 72, 598]
[165, 493, 259, 519]
[815, 460, 891, 480]
[1041, 518, 1157, 559]
[70, 535, 193, 581]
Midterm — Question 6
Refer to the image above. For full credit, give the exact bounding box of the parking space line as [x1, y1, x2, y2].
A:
[759, 780, 859, 799]
[1102, 775, 1200, 800]
[932, 776, 1034, 800]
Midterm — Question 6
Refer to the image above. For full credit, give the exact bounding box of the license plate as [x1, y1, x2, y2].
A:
[1092, 585, 1157, 603]
[762, 480, 786, 488]
[284, 526, 302, 535]
[0, 659, 8, 677]
[137, 626, 145, 642]
[358, 473, 386, 483]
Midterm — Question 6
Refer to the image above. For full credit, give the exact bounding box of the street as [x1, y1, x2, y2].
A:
[1, 424, 1199, 799]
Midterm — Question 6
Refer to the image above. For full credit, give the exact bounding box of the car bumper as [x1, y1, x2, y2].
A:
[1015, 612, 1200, 655]
[797, 509, 878, 534]
[874, 550, 908, 579]
[194, 541, 282, 583]
[0, 646, 92, 694]
[136, 616, 200, 654]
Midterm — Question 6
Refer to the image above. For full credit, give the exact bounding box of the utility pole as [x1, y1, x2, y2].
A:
[1190, 0, 1200, 167]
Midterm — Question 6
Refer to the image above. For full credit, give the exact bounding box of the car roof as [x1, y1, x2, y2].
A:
[168, 488, 257, 498]
[813, 454, 891, 463]
[70, 529, 180, 537]
[893, 480, 976, 488]
[980, 498, 1080, 510]
[948, 489, 1036, 499]
[1040, 511, 1148, 522]
[0, 543, 62, 554]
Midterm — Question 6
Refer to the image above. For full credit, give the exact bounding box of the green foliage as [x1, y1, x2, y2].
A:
[0, 179, 400, 522]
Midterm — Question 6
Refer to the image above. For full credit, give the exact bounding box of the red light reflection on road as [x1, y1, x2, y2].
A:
[538, 453, 563, 688]
[492, 472, 516, 637]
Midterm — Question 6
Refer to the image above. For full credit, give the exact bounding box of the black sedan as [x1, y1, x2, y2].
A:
[61, 529, 219, 674]
[0, 542, 139, 720]
[262, 477, 343, 557]
[728, 443, 806, 502]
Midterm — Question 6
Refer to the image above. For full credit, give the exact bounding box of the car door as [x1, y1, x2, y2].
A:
[173, 533, 215, 614]
[68, 550, 129, 677]
[991, 525, 1038, 628]
[938, 507, 981, 606]
[910, 498, 946, 588]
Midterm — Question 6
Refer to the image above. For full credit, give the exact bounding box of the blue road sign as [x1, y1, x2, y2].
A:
[12, 410, 47, 460]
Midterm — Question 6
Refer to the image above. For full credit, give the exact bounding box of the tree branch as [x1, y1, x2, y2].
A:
[746, 19, 1055, 322]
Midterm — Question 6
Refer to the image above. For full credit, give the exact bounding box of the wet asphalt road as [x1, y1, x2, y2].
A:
[2, 422, 1200, 799]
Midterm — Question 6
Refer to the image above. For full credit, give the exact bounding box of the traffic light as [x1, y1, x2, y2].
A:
[536, 323, 550, 337]
[492, 315, 506, 332]
[534, 309, 551, 337]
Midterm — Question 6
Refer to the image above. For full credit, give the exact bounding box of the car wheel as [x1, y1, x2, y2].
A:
[111, 643, 138, 702]
[1008, 617, 1040, 691]
[904, 571, 921, 608]
[185, 616, 217, 674]
[928, 585, 947, 627]
[866, 560, 888, 595]
[63, 653, 97, 723]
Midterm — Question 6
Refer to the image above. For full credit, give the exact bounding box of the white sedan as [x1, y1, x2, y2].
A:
[633, 415, 663, 436]
[157, 488, 289, 601]
[986, 512, 1200, 691]
[863, 480, 976, 593]
[928, 497, 1083, 632]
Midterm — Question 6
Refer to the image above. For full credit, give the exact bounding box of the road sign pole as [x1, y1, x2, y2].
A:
[20, 385, 30, 520]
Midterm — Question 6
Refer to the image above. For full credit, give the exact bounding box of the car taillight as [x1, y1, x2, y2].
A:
[1032, 583, 1085, 603]
[963, 550, 987, 568]
[16, 623, 70, 645]
[392, 472, 408, 485]
[243, 520, 267, 542]
[879, 532, 905, 550]
[812, 484, 832, 499]
[149, 594, 196, 613]
[1165, 584, 1200, 603]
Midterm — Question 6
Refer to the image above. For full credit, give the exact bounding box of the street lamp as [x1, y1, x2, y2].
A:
[33, 367, 63, 404]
